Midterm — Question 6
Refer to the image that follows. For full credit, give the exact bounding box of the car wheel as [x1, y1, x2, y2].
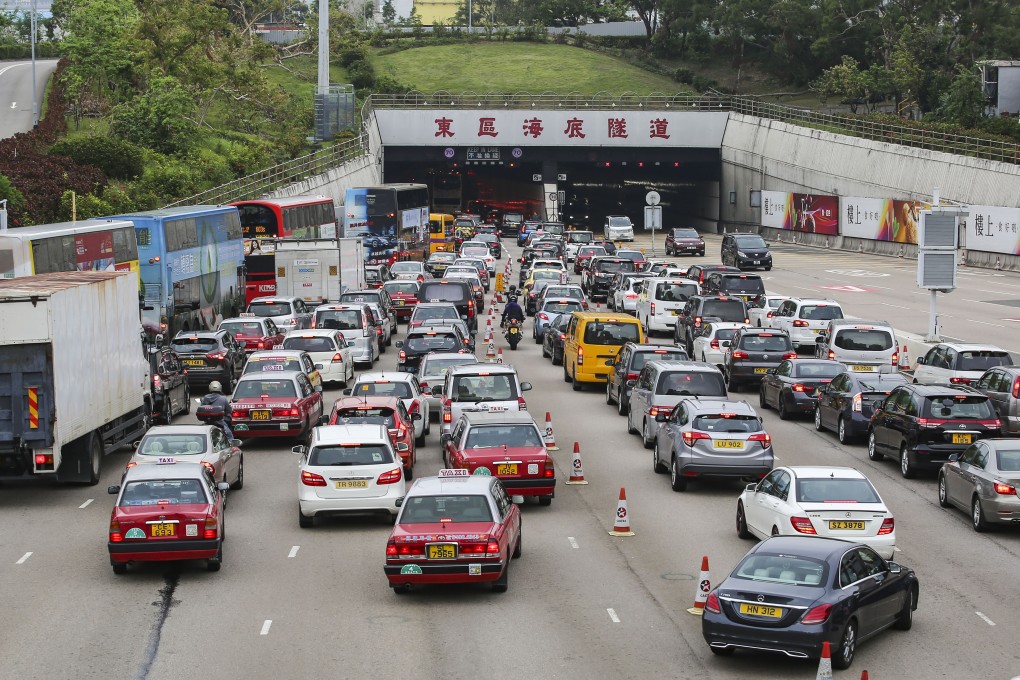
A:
[298, 506, 314, 528]
[653, 442, 668, 474]
[894, 587, 916, 630]
[972, 496, 990, 532]
[541, 343, 549, 358]
[512, 530, 522, 558]
[813, 407, 824, 431]
[899, 443, 916, 479]
[606, 380, 616, 405]
[670, 455, 688, 492]
[641, 420, 654, 449]
[230, 455, 244, 490]
[571, 372, 582, 391]
[728, 376, 740, 393]
[534, 332, 542, 344]
[736, 501, 753, 539]
[415, 425, 426, 446]
[538, 495, 552, 506]
[617, 390, 628, 416]
[837, 417, 853, 444]
[553, 350, 563, 366]
[111, 562, 128, 575]
[182, 386, 191, 415]
[832, 620, 857, 670]
[777, 395, 790, 420]
[206, 546, 222, 572]
[492, 562, 509, 593]
[563, 365, 572, 383]
[937, 473, 951, 507]
[759, 385, 770, 410]
[162, 404, 173, 426]
[867, 431, 884, 461]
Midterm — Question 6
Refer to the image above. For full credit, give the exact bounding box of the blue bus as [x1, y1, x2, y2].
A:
[343, 184, 430, 263]
[100, 206, 246, 338]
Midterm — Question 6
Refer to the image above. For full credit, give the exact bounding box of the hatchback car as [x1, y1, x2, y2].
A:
[813, 368, 908, 444]
[652, 399, 772, 491]
[346, 372, 430, 444]
[408, 301, 462, 329]
[365, 264, 391, 289]
[389, 261, 426, 281]
[685, 264, 740, 286]
[747, 294, 788, 328]
[606, 344, 690, 414]
[541, 314, 572, 366]
[459, 242, 496, 274]
[627, 360, 729, 447]
[759, 359, 845, 420]
[720, 232, 773, 271]
[382, 279, 420, 321]
[610, 273, 655, 313]
[436, 364, 532, 435]
[324, 396, 417, 475]
[396, 325, 471, 374]
[614, 249, 648, 270]
[281, 330, 354, 387]
[128, 425, 243, 490]
[736, 467, 896, 558]
[454, 258, 492, 290]
[938, 439, 1020, 531]
[972, 366, 1020, 434]
[723, 328, 796, 392]
[294, 424, 406, 527]
[913, 342, 1013, 386]
[230, 370, 323, 443]
[768, 298, 845, 351]
[665, 227, 706, 256]
[310, 303, 380, 366]
[246, 295, 313, 331]
[170, 330, 246, 391]
[218, 316, 285, 355]
[814, 319, 898, 371]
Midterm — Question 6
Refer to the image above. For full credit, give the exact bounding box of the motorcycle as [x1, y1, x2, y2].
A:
[504, 319, 523, 350]
[195, 397, 236, 441]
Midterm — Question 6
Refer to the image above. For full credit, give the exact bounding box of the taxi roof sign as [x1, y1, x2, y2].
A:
[438, 468, 469, 477]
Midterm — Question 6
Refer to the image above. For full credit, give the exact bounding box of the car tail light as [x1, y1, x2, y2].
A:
[626, 372, 639, 381]
[648, 406, 671, 418]
[207, 350, 226, 361]
[231, 408, 246, 418]
[332, 353, 343, 363]
[890, 349, 899, 366]
[544, 462, 555, 478]
[203, 517, 218, 539]
[518, 396, 527, 410]
[388, 542, 425, 558]
[257, 341, 265, 349]
[538, 312, 549, 321]
[125, 461, 137, 469]
[915, 418, 940, 429]
[827, 350, 835, 360]
[682, 431, 711, 447]
[790, 516, 816, 534]
[766, 311, 774, 318]
[559, 333, 566, 341]
[109, 520, 123, 543]
[377, 327, 383, 337]
[443, 399, 452, 423]
[994, 480, 1016, 495]
[201, 461, 214, 475]
[311, 319, 317, 328]
[949, 376, 971, 385]
[792, 383, 808, 393]
[418, 381, 428, 391]
[468, 299, 475, 317]
[399, 350, 406, 362]
[577, 345, 584, 365]
[748, 432, 772, 447]
[486, 539, 501, 558]
[731, 350, 749, 360]
[377, 468, 403, 485]
[852, 393, 862, 412]
[301, 470, 327, 486]
[782, 352, 797, 360]
[650, 302, 656, 315]
[710, 339, 720, 350]
[705, 590, 721, 614]
[792, 319, 809, 327]
[152, 374, 162, 391]
[801, 603, 832, 624]
[878, 517, 895, 534]
[272, 407, 300, 418]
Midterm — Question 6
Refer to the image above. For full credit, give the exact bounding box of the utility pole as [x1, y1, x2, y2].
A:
[316, 0, 329, 91]
[30, 0, 38, 128]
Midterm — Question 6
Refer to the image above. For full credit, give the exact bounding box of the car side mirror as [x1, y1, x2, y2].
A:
[431, 385, 444, 396]
[626, 379, 637, 387]
[108, 485, 120, 495]
[231, 439, 243, 447]
[814, 335, 825, 343]
[721, 340, 731, 348]
[132, 441, 140, 449]
[746, 483, 757, 492]
[605, 359, 615, 366]
[319, 414, 329, 426]
[395, 497, 403, 508]
[655, 412, 667, 422]
[887, 561, 902, 574]
[342, 389, 352, 396]
[874, 398, 886, 410]
[411, 412, 422, 421]
[441, 433, 453, 444]
[217, 482, 230, 491]
[292, 445, 307, 455]
[521, 382, 532, 391]
[916, 356, 926, 365]
[395, 340, 403, 349]
[314, 385, 323, 393]
[396, 442, 409, 452]
[948, 453, 960, 463]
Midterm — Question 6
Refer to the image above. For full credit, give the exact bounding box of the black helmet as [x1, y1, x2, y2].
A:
[508, 295, 519, 303]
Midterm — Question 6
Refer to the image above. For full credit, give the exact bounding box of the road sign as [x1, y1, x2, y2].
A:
[646, 191, 660, 206]
[495, 273, 504, 293]
[558, 173, 567, 181]
[532, 173, 542, 182]
[644, 205, 662, 231]
[548, 193, 558, 202]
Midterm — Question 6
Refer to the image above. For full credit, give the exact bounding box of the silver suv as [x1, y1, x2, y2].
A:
[311, 303, 380, 366]
[625, 360, 728, 448]
[435, 364, 533, 435]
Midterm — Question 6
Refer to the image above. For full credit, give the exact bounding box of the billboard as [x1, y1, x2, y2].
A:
[761, 191, 839, 235]
[962, 205, 1020, 255]
[841, 197, 929, 244]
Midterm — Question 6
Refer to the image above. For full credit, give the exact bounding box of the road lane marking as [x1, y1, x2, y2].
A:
[260, 620, 273, 635]
[288, 545, 300, 558]
[10, 101, 16, 109]
[975, 612, 996, 626]
[606, 608, 620, 623]
[894, 547, 901, 552]
[567, 537, 579, 549]
[15, 552, 32, 565]
[79, 499, 94, 509]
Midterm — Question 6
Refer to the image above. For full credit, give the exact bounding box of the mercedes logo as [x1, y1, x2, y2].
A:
[757, 594, 765, 602]
[846, 512, 852, 518]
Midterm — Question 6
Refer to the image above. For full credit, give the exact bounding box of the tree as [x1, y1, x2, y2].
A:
[111, 76, 198, 154]
[0, 174, 26, 217]
[381, 0, 396, 25]
[934, 65, 987, 128]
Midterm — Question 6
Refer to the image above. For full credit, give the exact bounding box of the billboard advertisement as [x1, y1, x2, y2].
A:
[841, 197, 929, 244]
[963, 205, 1020, 255]
[761, 191, 839, 235]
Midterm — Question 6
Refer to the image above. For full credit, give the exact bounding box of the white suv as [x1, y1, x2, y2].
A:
[605, 216, 635, 241]
[636, 278, 701, 334]
[913, 342, 1013, 386]
[768, 298, 844, 350]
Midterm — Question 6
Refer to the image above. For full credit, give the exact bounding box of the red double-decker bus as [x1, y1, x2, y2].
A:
[230, 196, 338, 304]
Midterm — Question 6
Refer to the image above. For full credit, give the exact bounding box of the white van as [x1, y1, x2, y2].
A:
[636, 278, 701, 334]
[815, 319, 898, 372]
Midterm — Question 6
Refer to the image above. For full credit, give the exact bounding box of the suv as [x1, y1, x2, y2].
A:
[701, 272, 766, 303]
[310, 303, 380, 366]
[626, 360, 728, 448]
[605, 215, 635, 241]
[868, 384, 1001, 478]
[170, 330, 245, 390]
[396, 325, 471, 373]
[664, 228, 705, 257]
[721, 233, 773, 271]
[674, 295, 750, 352]
[564, 230, 595, 261]
[501, 211, 524, 238]
[973, 366, 1020, 434]
[814, 319, 898, 371]
[146, 345, 190, 425]
[636, 278, 701, 334]
[768, 298, 844, 351]
[723, 328, 796, 392]
[339, 289, 397, 337]
[913, 343, 1013, 386]
[606, 343, 690, 414]
[563, 312, 645, 390]
[685, 264, 739, 286]
[246, 295, 313, 331]
[417, 279, 477, 333]
[583, 257, 638, 301]
[435, 364, 533, 435]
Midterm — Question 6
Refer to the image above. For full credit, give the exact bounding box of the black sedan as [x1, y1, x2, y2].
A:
[813, 369, 908, 444]
[541, 314, 571, 365]
[703, 536, 918, 670]
[758, 359, 845, 420]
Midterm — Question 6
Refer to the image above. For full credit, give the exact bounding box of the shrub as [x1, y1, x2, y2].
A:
[673, 68, 695, 85]
[347, 60, 376, 89]
[49, 135, 144, 180]
[110, 77, 197, 155]
[338, 46, 368, 67]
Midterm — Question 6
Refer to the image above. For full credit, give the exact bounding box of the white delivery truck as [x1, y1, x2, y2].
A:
[273, 238, 365, 304]
[0, 271, 150, 485]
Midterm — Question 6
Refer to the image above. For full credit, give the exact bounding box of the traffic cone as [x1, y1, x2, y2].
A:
[496, 347, 504, 364]
[899, 344, 910, 370]
[543, 412, 559, 450]
[565, 442, 587, 485]
[486, 341, 496, 362]
[860, 672, 869, 680]
[608, 487, 635, 536]
[687, 556, 712, 615]
[489, 305, 494, 317]
[815, 641, 833, 680]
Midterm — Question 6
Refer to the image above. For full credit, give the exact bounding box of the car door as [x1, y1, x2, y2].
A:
[765, 360, 791, 406]
[915, 346, 943, 384]
[658, 402, 683, 461]
[872, 388, 900, 451]
[975, 369, 1009, 421]
[956, 442, 988, 507]
[816, 373, 843, 429]
[770, 300, 794, 332]
[164, 350, 186, 413]
[211, 427, 238, 482]
[611, 346, 631, 401]
[628, 367, 654, 432]
[746, 470, 781, 536]
[945, 443, 979, 507]
[224, 333, 244, 375]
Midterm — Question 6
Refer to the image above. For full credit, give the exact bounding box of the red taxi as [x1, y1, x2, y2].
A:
[442, 412, 555, 505]
[107, 461, 228, 574]
[230, 370, 323, 442]
[325, 396, 418, 476]
[384, 469, 521, 594]
[383, 280, 420, 321]
[219, 316, 285, 354]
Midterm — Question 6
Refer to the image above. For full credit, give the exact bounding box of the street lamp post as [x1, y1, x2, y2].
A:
[30, 0, 38, 128]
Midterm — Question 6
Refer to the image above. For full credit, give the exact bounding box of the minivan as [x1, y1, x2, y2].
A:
[563, 312, 645, 390]
[815, 319, 898, 372]
[311, 303, 380, 366]
[417, 279, 477, 333]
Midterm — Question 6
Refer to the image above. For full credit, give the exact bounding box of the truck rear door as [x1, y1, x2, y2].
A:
[0, 344, 55, 461]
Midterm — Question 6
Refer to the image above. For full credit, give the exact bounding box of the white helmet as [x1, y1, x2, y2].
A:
[208, 381, 223, 393]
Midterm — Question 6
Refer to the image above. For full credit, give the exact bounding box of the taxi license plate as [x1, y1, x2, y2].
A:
[739, 603, 783, 618]
[427, 544, 457, 559]
[182, 359, 204, 367]
[335, 480, 368, 489]
[396, 300, 404, 306]
[251, 410, 271, 421]
[150, 524, 175, 537]
[714, 440, 744, 449]
[852, 365, 874, 372]
[828, 520, 865, 530]
[952, 433, 972, 444]
[753, 367, 769, 374]
[497, 464, 518, 475]
[672, 309, 682, 315]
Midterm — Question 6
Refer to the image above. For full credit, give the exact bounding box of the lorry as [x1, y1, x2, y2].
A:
[273, 238, 366, 304]
[0, 271, 151, 485]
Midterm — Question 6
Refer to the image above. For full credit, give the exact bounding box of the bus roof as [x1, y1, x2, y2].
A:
[0, 219, 135, 241]
[104, 205, 238, 220]
[349, 184, 428, 191]
[229, 196, 333, 209]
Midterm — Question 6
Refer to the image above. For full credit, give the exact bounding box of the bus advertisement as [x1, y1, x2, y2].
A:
[0, 220, 140, 279]
[343, 184, 430, 263]
[230, 195, 338, 304]
[104, 206, 246, 338]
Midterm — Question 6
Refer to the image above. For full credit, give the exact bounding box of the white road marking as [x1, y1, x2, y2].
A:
[975, 612, 996, 626]
[260, 619, 273, 635]
[288, 545, 300, 558]
[78, 499, 94, 509]
[879, 303, 913, 310]
[15, 552, 32, 565]
[894, 547, 901, 552]
[606, 608, 620, 623]
[10, 101, 16, 109]
[567, 537, 579, 549]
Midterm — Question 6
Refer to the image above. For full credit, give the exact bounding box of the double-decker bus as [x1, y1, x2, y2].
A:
[343, 184, 430, 262]
[103, 206, 245, 338]
[432, 172, 462, 214]
[229, 195, 338, 304]
[0, 220, 140, 279]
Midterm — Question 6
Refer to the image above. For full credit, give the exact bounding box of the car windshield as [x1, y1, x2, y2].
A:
[544, 301, 583, 315]
[720, 276, 765, 294]
[220, 321, 264, 336]
[735, 554, 827, 587]
[578, 247, 607, 257]
[119, 479, 208, 506]
[384, 282, 419, 296]
[400, 494, 493, 523]
[284, 336, 336, 353]
[799, 305, 844, 321]
[996, 449, 1020, 471]
[137, 434, 209, 455]
[315, 309, 361, 331]
[701, 299, 746, 320]
[248, 301, 291, 317]
[568, 232, 593, 243]
[170, 337, 218, 351]
[420, 284, 467, 303]
[793, 363, 844, 378]
[423, 357, 477, 377]
[583, 322, 641, 345]
[407, 334, 459, 352]
[475, 234, 497, 243]
[414, 306, 459, 321]
[244, 357, 303, 374]
[656, 283, 699, 302]
[451, 374, 517, 401]
[354, 381, 413, 398]
[958, 350, 1012, 371]
[691, 414, 761, 432]
[308, 444, 393, 466]
[739, 335, 791, 352]
[465, 424, 544, 448]
[596, 260, 636, 274]
[545, 287, 583, 300]
[833, 329, 893, 351]
[609, 217, 632, 227]
[365, 269, 382, 282]
[734, 236, 768, 249]
[429, 253, 458, 264]
[534, 270, 561, 282]
[922, 396, 995, 419]
[332, 407, 396, 427]
[656, 371, 727, 396]
[234, 379, 297, 398]
[796, 478, 881, 503]
[673, 228, 700, 238]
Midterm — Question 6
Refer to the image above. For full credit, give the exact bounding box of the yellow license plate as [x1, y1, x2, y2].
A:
[952, 433, 972, 444]
[828, 520, 865, 530]
[497, 464, 518, 475]
[852, 365, 874, 372]
[714, 440, 744, 449]
[182, 359, 204, 366]
[335, 480, 368, 489]
[396, 300, 404, 306]
[739, 603, 783, 618]
[753, 367, 769, 374]
[251, 410, 271, 421]
[427, 544, 457, 559]
[150, 523, 175, 537]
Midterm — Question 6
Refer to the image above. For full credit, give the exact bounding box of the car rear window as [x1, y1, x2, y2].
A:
[799, 305, 844, 321]
[422, 356, 477, 377]
[283, 336, 337, 353]
[655, 371, 727, 396]
[796, 478, 881, 503]
[922, 395, 995, 419]
[996, 449, 1020, 471]
[567, 232, 593, 243]
[331, 407, 396, 428]
[248, 301, 291, 316]
[833, 329, 893, 351]
[735, 554, 827, 587]
[234, 379, 297, 398]
[420, 283, 467, 303]
[713, 328, 740, 341]
[655, 283, 699, 302]
[119, 479, 208, 507]
[413, 306, 459, 321]
[451, 374, 517, 401]
[719, 276, 765, 295]
[701, 299, 746, 321]
[739, 334, 792, 352]
[544, 301, 583, 315]
[957, 351, 1012, 371]
[220, 321, 264, 335]
[315, 309, 362, 330]
[429, 253, 458, 264]
[406, 334, 459, 352]
[171, 337, 219, 351]
[792, 363, 844, 378]
[384, 281, 419, 295]
[308, 444, 393, 466]
[595, 260, 637, 274]
[354, 381, 414, 399]
[578, 247, 606, 257]
[583, 321, 641, 345]
[691, 414, 761, 432]
[461, 247, 489, 258]
[401, 494, 493, 523]
[340, 292, 381, 306]
[631, 349, 689, 370]
[244, 357, 303, 374]
[465, 424, 544, 448]
[138, 434, 208, 456]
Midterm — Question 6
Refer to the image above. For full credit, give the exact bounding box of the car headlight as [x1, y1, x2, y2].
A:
[737, 251, 747, 257]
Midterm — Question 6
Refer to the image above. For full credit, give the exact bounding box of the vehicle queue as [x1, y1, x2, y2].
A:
[97, 212, 1020, 675]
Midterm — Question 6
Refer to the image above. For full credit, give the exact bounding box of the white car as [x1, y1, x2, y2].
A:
[282, 329, 355, 387]
[459, 242, 496, 274]
[389, 261, 425, 281]
[605, 216, 635, 241]
[768, 297, 845, 350]
[747, 295, 787, 328]
[692, 322, 747, 371]
[912, 342, 1013, 386]
[295, 424, 407, 527]
[346, 371, 430, 444]
[736, 466, 897, 559]
[611, 274, 652, 313]
[415, 352, 481, 417]
[636, 278, 700, 334]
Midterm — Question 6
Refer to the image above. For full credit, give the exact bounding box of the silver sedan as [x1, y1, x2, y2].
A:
[938, 439, 1020, 531]
[128, 424, 244, 490]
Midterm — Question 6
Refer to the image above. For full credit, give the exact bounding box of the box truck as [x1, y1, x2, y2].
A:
[273, 238, 365, 304]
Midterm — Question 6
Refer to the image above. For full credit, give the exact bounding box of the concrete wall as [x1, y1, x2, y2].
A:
[267, 153, 380, 207]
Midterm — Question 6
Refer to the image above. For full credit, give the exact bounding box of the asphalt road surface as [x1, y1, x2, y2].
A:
[2, 236, 1018, 679]
[0, 58, 59, 138]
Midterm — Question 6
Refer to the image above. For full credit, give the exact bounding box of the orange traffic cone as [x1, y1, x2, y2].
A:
[815, 641, 833, 680]
[608, 487, 635, 536]
[543, 412, 559, 450]
[899, 344, 910, 370]
[486, 341, 496, 362]
[565, 442, 587, 485]
[687, 556, 712, 615]
[860, 672, 869, 680]
[496, 347, 504, 364]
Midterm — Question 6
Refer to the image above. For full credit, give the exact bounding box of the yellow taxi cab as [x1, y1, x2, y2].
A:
[563, 312, 645, 390]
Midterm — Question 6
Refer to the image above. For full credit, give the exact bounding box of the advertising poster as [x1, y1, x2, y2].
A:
[74, 231, 115, 271]
[841, 197, 928, 244]
[963, 204, 1020, 255]
[761, 191, 839, 235]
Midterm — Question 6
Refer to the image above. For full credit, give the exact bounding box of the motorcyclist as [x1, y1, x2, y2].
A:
[501, 295, 525, 328]
[201, 381, 234, 440]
